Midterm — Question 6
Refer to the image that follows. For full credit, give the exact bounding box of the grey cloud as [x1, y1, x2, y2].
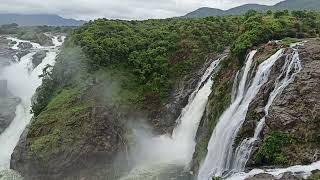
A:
[0, 0, 284, 20]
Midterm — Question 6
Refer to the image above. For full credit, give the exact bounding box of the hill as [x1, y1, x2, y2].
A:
[0, 14, 85, 26]
[185, 0, 320, 18]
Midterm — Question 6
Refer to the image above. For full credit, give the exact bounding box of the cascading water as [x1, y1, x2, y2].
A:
[119, 58, 222, 180]
[228, 161, 320, 180]
[0, 35, 64, 170]
[232, 47, 302, 172]
[198, 49, 285, 180]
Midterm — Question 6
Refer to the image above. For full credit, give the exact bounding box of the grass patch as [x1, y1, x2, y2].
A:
[28, 87, 91, 163]
[279, 37, 300, 46]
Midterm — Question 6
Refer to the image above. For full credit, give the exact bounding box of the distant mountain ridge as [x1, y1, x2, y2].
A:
[0, 14, 85, 26]
[185, 0, 320, 18]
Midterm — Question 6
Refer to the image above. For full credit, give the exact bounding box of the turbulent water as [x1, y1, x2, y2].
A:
[228, 161, 320, 180]
[0, 35, 64, 170]
[232, 47, 303, 172]
[198, 49, 286, 180]
[119, 58, 222, 180]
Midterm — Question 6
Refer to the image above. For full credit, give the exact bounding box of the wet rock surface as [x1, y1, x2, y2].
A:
[0, 36, 15, 66]
[17, 42, 32, 50]
[150, 51, 228, 134]
[32, 50, 47, 68]
[237, 39, 320, 168]
[0, 96, 21, 134]
[16, 50, 30, 61]
[245, 172, 303, 180]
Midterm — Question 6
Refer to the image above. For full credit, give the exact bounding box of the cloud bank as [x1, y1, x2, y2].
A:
[0, 0, 284, 20]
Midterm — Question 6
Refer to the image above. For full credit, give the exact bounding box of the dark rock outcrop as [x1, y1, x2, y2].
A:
[0, 80, 21, 134]
[32, 50, 47, 68]
[0, 96, 21, 134]
[17, 42, 32, 50]
[245, 172, 303, 180]
[35, 33, 54, 46]
[16, 50, 30, 60]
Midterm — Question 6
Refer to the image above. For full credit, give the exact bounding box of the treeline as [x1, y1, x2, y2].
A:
[0, 23, 73, 34]
[72, 10, 320, 102]
[233, 10, 320, 63]
[73, 17, 237, 98]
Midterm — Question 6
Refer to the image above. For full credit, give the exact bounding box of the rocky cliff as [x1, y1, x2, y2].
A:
[192, 39, 320, 179]
[243, 39, 320, 168]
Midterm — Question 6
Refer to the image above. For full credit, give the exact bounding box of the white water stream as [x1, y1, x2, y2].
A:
[232, 48, 303, 172]
[119, 58, 222, 180]
[198, 49, 285, 180]
[0, 35, 64, 170]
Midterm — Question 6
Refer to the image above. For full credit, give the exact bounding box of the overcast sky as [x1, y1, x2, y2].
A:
[0, 0, 284, 20]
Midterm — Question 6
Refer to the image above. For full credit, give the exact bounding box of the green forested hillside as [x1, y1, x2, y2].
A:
[32, 10, 320, 115]
[70, 10, 320, 103]
[17, 10, 320, 180]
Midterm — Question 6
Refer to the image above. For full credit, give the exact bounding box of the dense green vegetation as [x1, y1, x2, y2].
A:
[72, 17, 237, 102]
[23, 9, 320, 180]
[68, 10, 320, 104]
[232, 10, 320, 63]
[30, 9, 320, 161]
[254, 131, 294, 166]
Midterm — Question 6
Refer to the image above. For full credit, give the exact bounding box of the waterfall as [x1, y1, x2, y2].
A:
[232, 48, 302, 171]
[119, 57, 222, 180]
[171, 58, 222, 163]
[0, 35, 64, 170]
[197, 49, 285, 180]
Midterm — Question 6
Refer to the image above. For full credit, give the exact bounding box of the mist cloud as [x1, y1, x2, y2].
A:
[0, 0, 284, 20]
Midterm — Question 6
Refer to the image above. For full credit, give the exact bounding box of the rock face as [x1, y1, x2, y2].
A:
[17, 42, 32, 50]
[0, 96, 21, 134]
[16, 50, 30, 61]
[245, 172, 303, 180]
[150, 52, 228, 134]
[0, 36, 15, 66]
[32, 50, 47, 68]
[0, 80, 20, 134]
[11, 104, 127, 180]
[236, 39, 320, 168]
[192, 39, 320, 177]
[35, 33, 53, 46]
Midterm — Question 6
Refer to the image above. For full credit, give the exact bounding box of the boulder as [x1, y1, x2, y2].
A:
[17, 42, 32, 50]
[32, 50, 47, 68]
[16, 50, 30, 61]
[0, 96, 21, 134]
